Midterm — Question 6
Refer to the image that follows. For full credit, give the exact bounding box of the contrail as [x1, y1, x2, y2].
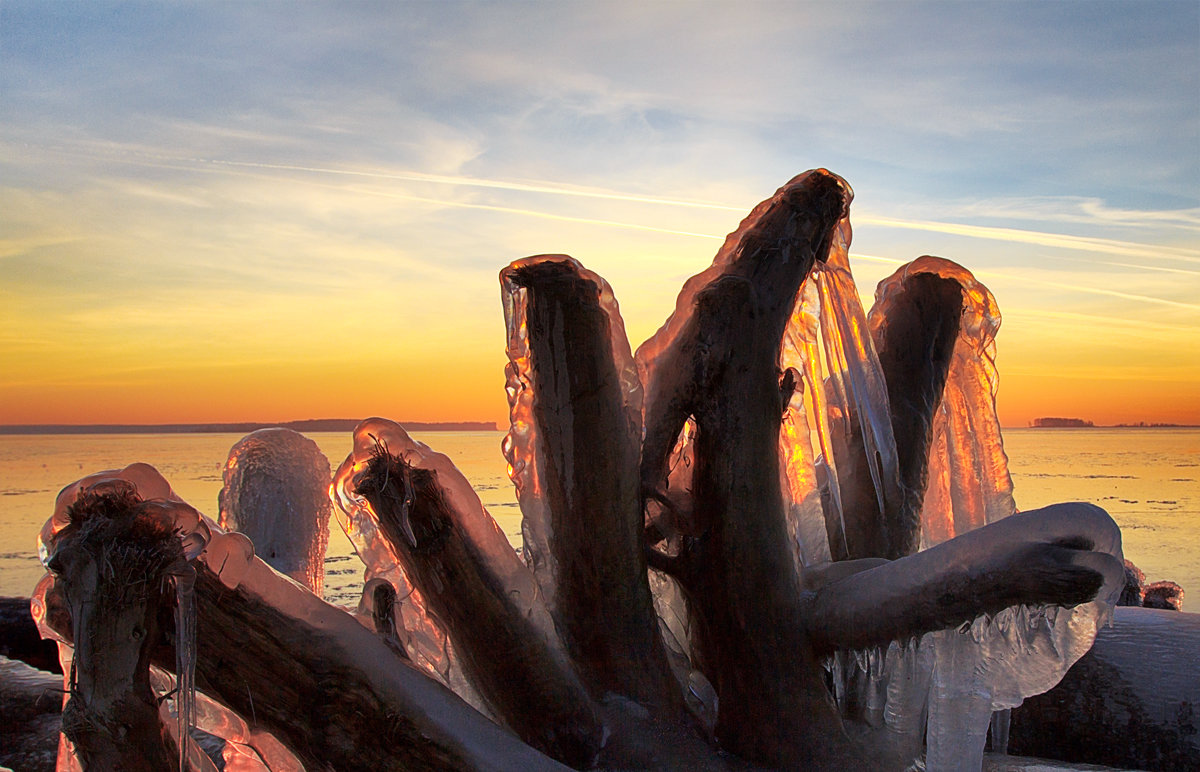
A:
[324, 181, 728, 241]
[847, 253, 906, 266]
[1042, 254, 1200, 277]
[196, 158, 748, 212]
[970, 267, 1200, 311]
[1006, 308, 1200, 335]
[856, 215, 1200, 264]
[26, 138, 1198, 262]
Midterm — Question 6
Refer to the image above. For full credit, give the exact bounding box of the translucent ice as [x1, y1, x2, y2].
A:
[869, 256, 1016, 547]
[797, 257, 1121, 770]
[219, 428, 333, 594]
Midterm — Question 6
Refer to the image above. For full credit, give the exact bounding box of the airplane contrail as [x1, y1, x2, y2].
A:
[970, 267, 1200, 311]
[1006, 308, 1200, 335]
[856, 215, 1200, 263]
[194, 158, 748, 212]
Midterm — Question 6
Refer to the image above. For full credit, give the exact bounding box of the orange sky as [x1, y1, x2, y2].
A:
[2, 3, 1197, 429]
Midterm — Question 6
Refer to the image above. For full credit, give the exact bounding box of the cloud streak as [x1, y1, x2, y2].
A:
[856, 215, 1200, 264]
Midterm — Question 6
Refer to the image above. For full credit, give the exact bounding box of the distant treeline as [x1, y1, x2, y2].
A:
[0, 419, 499, 435]
[1027, 418, 1196, 429]
[1029, 417, 1095, 428]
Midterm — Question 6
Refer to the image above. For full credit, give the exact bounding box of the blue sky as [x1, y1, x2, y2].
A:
[1, 1, 1197, 425]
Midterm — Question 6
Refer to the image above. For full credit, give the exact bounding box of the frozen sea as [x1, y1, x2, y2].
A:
[0, 428, 1196, 608]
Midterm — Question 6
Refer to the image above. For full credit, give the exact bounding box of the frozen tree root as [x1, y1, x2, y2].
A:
[38, 169, 1129, 771]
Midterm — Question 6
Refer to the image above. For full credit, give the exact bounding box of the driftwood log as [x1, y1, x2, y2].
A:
[33, 170, 1138, 771]
[47, 484, 182, 772]
[38, 475, 573, 772]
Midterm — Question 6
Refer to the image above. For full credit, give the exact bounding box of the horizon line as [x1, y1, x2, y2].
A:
[0, 419, 1194, 435]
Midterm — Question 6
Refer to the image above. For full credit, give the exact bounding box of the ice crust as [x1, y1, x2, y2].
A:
[331, 418, 489, 711]
[500, 255, 644, 609]
[870, 256, 1017, 547]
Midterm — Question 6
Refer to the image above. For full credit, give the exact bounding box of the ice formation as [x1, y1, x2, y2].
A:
[219, 427, 332, 594]
[778, 244, 1121, 769]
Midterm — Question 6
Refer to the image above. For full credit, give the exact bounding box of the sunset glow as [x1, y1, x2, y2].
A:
[2, 2, 1197, 428]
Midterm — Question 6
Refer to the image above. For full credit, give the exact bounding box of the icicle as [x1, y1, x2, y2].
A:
[812, 223, 902, 523]
[173, 566, 197, 772]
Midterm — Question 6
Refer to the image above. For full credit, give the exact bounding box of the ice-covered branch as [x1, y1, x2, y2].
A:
[635, 169, 864, 767]
[501, 256, 681, 714]
[345, 420, 603, 767]
[870, 271, 965, 558]
[807, 503, 1124, 653]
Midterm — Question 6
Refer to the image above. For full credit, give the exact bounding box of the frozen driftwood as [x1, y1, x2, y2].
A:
[1009, 606, 1200, 770]
[37, 468, 571, 772]
[31, 170, 1146, 772]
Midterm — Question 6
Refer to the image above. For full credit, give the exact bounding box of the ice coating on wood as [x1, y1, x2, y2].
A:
[779, 214, 904, 563]
[637, 169, 853, 571]
[331, 419, 472, 693]
[870, 255, 1015, 548]
[780, 278, 837, 566]
[501, 255, 643, 601]
[219, 428, 332, 595]
[812, 217, 902, 550]
[34, 464, 213, 772]
[35, 466, 261, 771]
[38, 462, 182, 569]
[779, 251, 1122, 767]
[145, 668, 304, 771]
[500, 255, 686, 719]
[818, 503, 1123, 770]
[634, 169, 867, 764]
[41, 461, 567, 770]
[334, 416, 607, 764]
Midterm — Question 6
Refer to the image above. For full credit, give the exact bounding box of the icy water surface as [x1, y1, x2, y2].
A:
[1003, 427, 1199, 601]
[0, 428, 1196, 607]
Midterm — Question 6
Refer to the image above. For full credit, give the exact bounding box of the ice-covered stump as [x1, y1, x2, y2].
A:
[219, 428, 332, 594]
[501, 256, 682, 713]
[44, 482, 183, 772]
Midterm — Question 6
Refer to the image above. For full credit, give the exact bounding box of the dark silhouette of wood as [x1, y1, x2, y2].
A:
[42, 486, 574, 772]
[356, 453, 604, 768]
[29, 170, 1138, 772]
[1009, 607, 1200, 770]
[47, 484, 180, 772]
[870, 272, 964, 559]
[504, 258, 683, 715]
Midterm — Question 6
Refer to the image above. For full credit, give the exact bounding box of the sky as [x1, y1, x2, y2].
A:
[1, 1, 1197, 428]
